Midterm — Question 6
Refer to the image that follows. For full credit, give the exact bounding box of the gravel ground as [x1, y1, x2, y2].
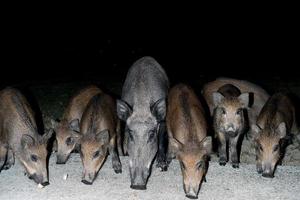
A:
[1, 153, 300, 200]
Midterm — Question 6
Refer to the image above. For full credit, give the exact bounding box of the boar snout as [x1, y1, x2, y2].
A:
[56, 154, 68, 164]
[82, 171, 96, 185]
[29, 173, 49, 185]
[81, 180, 93, 185]
[130, 167, 149, 190]
[184, 184, 199, 199]
[261, 163, 275, 178]
[130, 184, 146, 190]
[226, 131, 238, 137]
[262, 168, 274, 178]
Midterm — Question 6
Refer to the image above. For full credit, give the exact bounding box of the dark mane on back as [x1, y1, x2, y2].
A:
[11, 91, 37, 134]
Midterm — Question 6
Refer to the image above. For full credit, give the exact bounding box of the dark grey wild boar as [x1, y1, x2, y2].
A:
[54, 85, 102, 164]
[202, 77, 269, 138]
[117, 56, 169, 190]
[167, 84, 212, 199]
[252, 93, 298, 178]
[212, 84, 249, 168]
[80, 93, 122, 185]
[0, 88, 53, 186]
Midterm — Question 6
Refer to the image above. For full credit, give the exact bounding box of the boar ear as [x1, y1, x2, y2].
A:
[169, 137, 183, 155]
[42, 129, 54, 142]
[69, 119, 80, 133]
[238, 93, 250, 108]
[117, 100, 132, 121]
[201, 136, 212, 155]
[151, 98, 166, 122]
[96, 129, 110, 144]
[277, 122, 286, 139]
[21, 134, 35, 149]
[212, 92, 224, 107]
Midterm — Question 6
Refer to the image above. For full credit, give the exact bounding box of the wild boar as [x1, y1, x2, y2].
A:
[54, 85, 102, 164]
[167, 84, 212, 199]
[80, 93, 122, 185]
[117, 56, 169, 190]
[252, 93, 298, 178]
[0, 88, 53, 186]
[212, 84, 249, 168]
[202, 77, 269, 138]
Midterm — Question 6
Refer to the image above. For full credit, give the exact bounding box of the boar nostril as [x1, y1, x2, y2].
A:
[262, 173, 274, 178]
[56, 161, 66, 164]
[130, 184, 146, 190]
[41, 182, 49, 186]
[185, 194, 198, 199]
[81, 180, 93, 185]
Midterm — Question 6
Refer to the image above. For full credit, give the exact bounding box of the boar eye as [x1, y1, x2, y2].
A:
[148, 130, 156, 143]
[236, 109, 242, 115]
[66, 137, 74, 146]
[196, 161, 204, 169]
[179, 161, 186, 170]
[93, 150, 100, 159]
[273, 145, 279, 152]
[221, 108, 226, 115]
[258, 144, 263, 152]
[31, 154, 38, 162]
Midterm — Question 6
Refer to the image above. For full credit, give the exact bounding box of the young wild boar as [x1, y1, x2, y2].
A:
[79, 93, 122, 185]
[167, 84, 212, 199]
[212, 84, 249, 168]
[54, 85, 102, 164]
[202, 77, 269, 138]
[0, 88, 53, 186]
[252, 93, 298, 178]
[117, 57, 169, 190]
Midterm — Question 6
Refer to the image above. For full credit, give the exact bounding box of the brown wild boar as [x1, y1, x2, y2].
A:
[252, 93, 298, 178]
[54, 85, 102, 164]
[80, 93, 122, 185]
[202, 77, 269, 138]
[0, 88, 53, 186]
[167, 84, 212, 199]
[212, 84, 249, 168]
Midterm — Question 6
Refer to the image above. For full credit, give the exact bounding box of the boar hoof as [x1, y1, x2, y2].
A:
[219, 158, 227, 166]
[257, 168, 263, 174]
[156, 161, 168, 171]
[114, 168, 122, 174]
[2, 163, 12, 170]
[113, 162, 122, 174]
[232, 163, 239, 168]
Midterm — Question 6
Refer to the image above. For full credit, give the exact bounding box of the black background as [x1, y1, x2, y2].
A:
[3, 12, 298, 87]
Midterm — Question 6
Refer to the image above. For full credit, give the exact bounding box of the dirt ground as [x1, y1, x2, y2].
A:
[1, 153, 300, 200]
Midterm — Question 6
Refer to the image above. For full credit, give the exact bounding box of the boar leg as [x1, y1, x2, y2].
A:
[218, 132, 227, 166]
[3, 148, 14, 170]
[116, 121, 124, 156]
[109, 135, 122, 174]
[229, 136, 239, 168]
[156, 122, 168, 171]
[123, 130, 129, 156]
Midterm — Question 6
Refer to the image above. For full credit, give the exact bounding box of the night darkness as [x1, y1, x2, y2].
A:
[3, 21, 298, 88]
